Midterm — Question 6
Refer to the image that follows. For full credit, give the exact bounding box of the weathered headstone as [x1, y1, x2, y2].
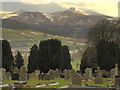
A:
[0, 68, 7, 80]
[5, 72, 10, 80]
[85, 68, 93, 80]
[19, 65, 28, 81]
[29, 73, 36, 79]
[111, 64, 119, 78]
[70, 69, 75, 78]
[44, 73, 50, 80]
[54, 69, 59, 78]
[63, 69, 70, 80]
[72, 72, 82, 85]
[48, 69, 54, 80]
[13, 67, 19, 74]
[35, 70, 40, 78]
[95, 73, 103, 84]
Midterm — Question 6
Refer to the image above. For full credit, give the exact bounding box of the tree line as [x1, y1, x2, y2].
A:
[1, 39, 72, 73]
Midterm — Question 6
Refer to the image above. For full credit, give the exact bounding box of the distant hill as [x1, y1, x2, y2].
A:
[2, 8, 114, 39]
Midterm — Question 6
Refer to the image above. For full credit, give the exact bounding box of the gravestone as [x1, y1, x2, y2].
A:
[63, 69, 70, 80]
[38, 73, 44, 80]
[115, 63, 118, 76]
[48, 69, 54, 80]
[95, 73, 103, 84]
[29, 73, 36, 79]
[111, 69, 116, 78]
[96, 67, 101, 76]
[13, 67, 19, 74]
[44, 73, 50, 80]
[83, 73, 87, 80]
[35, 70, 40, 78]
[71, 69, 75, 78]
[85, 68, 93, 80]
[54, 69, 59, 78]
[0, 68, 7, 80]
[111, 64, 118, 79]
[72, 72, 82, 85]
[19, 65, 28, 81]
[5, 72, 10, 80]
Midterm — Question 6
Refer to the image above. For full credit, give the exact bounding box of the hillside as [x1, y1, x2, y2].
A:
[1, 8, 114, 39]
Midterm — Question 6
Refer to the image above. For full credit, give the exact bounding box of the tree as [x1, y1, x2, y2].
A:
[15, 52, 24, 69]
[28, 44, 39, 73]
[38, 39, 72, 73]
[80, 47, 97, 73]
[80, 19, 120, 71]
[2, 40, 14, 72]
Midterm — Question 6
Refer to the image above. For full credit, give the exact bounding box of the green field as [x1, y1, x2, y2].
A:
[2, 29, 86, 47]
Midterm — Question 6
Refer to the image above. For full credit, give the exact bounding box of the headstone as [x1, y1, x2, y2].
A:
[63, 69, 70, 80]
[96, 67, 101, 76]
[111, 64, 119, 79]
[48, 69, 54, 80]
[19, 65, 28, 81]
[85, 68, 93, 80]
[95, 73, 103, 84]
[72, 72, 82, 85]
[29, 73, 36, 79]
[44, 73, 50, 80]
[0, 68, 7, 80]
[38, 73, 44, 80]
[115, 63, 118, 76]
[111, 69, 115, 78]
[83, 73, 87, 80]
[5, 72, 10, 80]
[54, 69, 59, 78]
[13, 67, 19, 74]
[35, 70, 40, 78]
[71, 69, 75, 78]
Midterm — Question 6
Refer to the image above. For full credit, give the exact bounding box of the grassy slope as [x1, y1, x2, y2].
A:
[2, 29, 84, 47]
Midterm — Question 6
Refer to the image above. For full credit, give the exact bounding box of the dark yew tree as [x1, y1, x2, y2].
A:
[80, 47, 97, 73]
[15, 52, 24, 69]
[96, 39, 120, 70]
[80, 19, 120, 71]
[38, 39, 72, 73]
[2, 40, 14, 72]
[28, 44, 39, 73]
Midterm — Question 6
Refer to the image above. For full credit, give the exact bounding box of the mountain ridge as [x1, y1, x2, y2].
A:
[2, 8, 115, 39]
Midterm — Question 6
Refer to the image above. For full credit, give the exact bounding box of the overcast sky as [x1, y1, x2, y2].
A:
[1, 0, 119, 17]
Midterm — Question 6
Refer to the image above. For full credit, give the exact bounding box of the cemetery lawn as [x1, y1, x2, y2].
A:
[2, 78, 71, 88]
[2, 78, 114, 88]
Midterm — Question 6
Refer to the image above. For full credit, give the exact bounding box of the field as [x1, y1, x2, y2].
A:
[2, 29, 86, 47]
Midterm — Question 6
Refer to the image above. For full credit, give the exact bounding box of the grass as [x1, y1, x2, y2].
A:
[2, 78, 115, 89]
[71, 60, 81, 71]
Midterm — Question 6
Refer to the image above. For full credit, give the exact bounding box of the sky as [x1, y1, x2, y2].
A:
[1, 0, 120, 17]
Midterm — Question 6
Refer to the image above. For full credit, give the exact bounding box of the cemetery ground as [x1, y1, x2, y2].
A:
[1, 76, 115, 88]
